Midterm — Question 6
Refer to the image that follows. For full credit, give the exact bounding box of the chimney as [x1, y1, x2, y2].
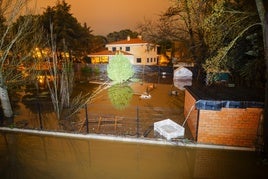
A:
[138, 35, 142, 40]
[127, 36, 130, 41]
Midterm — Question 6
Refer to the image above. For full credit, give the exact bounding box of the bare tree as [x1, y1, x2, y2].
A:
[45, 24, 108, 120]
[137, 0, 211, 79]
[0, 0, 40, 118]
[43, 23, 73, 120]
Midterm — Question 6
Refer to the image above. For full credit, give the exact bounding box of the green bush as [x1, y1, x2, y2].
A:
[107, 53, 134, 84]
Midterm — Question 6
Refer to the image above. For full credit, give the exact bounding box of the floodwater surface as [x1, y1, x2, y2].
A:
[0, 132, 267, 179]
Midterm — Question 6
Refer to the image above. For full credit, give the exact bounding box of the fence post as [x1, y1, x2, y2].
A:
[136, 106, 139, 138]
[85, 103, 89, 133]
[36, 83, 43, 130]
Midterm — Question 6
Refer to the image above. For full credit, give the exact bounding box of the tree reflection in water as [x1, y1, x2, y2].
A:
[21, 90, 53, 114]
[108, 84, 133, 110]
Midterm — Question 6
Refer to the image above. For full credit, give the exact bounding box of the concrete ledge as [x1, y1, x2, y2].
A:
[0, 127, 255, 151]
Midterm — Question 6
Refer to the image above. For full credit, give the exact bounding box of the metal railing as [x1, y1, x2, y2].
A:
[6, 102, 186, 139]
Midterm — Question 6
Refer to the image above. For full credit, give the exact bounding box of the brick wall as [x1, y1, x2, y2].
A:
[184, 89, 263, 147]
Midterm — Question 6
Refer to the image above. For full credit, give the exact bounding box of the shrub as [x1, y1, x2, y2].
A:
[107, 53, 134, 84]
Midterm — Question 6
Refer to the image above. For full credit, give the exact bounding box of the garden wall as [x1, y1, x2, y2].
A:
[184, 86, 264, 148]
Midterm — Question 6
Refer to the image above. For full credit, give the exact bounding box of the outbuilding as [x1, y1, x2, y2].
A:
[184, 84, 264, 148]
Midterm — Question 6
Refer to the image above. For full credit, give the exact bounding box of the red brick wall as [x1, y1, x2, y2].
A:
[198, 108, 262, 147]
[184, 89, 263, 147]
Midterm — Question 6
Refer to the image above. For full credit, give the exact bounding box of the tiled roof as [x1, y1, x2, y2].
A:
[88, 50, 132, 56]
[106, 38, 147, 45]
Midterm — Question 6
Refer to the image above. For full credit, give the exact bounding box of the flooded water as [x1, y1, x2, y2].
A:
[8, 80, 191, 139]
[0, 132, 267, 179]
[1, 65, 267, 178]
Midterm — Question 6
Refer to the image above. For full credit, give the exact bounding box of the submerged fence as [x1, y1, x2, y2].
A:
[7, 102, 185, 139]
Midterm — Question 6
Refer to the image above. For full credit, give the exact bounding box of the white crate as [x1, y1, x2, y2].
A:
[154, 119, 185, 140]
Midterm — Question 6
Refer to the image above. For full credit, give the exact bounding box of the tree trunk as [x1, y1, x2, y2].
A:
[0, 86, 13, 118]
[255, 0, 268, 158]
[263, 11, 268, 159]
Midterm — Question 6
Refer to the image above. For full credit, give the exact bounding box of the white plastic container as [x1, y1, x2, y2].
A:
[154, 119, 185, 140]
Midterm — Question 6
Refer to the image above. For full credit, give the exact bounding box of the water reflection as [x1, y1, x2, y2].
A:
[108, 84, 133, 110]
[173, 79, 192, 90]
[18, 84, 53, 114]
[0, 132, 267, 179]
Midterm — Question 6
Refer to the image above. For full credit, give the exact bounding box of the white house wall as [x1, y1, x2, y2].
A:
[106, 43, 158, 65]
[108, 54, 134, 64]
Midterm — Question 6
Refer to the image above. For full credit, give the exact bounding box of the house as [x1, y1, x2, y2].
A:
[88, 50, 133, 64]
[88, 36, 159, 65]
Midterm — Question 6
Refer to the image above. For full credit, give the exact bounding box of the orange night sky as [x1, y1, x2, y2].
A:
[32, 0, 171, 35]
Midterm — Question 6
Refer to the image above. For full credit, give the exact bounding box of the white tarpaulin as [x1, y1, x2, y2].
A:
[173, 67, 192, 79]
[173, 67, 192, 90]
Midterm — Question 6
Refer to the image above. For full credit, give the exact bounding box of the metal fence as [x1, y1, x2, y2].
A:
[9, 102, 186, 139]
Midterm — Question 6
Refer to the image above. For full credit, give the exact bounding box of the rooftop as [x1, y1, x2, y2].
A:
[106, 37, 148, 45]
[186, 84, 264, 110]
